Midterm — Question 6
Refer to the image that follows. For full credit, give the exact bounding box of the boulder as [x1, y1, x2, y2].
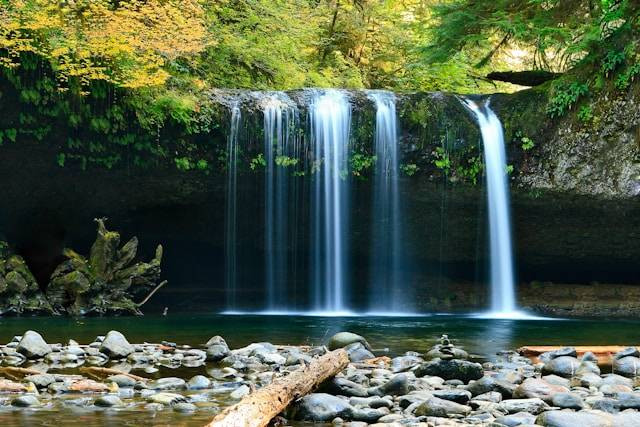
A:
[186, 375, 211, 390]
[616, 392, 640, 410]
[95, 395, 124, 407]
[514, 377, 568, 402]
[206, 336, 230, 361]
[328, 332, 372, 351]
[344, 342, 374, 362]
[495, 411, 537, 427]
[466, 375, 516, 398]
[551, 392, 585, 410]
[542, 356, 580, 377]
[613, 356, 640, 377]
[288, 393, 352, 421]
[367, 374, 409, 396]
[432, 389, 472, 404]
[16, 331, 51, 358]
[324, 377, 368, 397]
[414, 396, 471, 417]
[498, 397, 549, 415]
[414, 359, 483, 383]
[536, 410, 613, 427]
[11, 395, 40, 407]
[99, 331, 134, 359]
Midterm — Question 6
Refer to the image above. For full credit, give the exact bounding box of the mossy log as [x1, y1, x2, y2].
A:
[206, 349, 349, 427]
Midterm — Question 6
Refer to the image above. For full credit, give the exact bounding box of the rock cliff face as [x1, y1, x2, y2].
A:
[0, 83, 637, 315]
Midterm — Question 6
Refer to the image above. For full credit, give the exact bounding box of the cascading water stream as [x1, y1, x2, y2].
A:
[309, 90, 351, 314]
[463, 98, 519, 316]
[368, 91, 408, 313]
[263, 96, 299, 310]
[225, 102, 241, 310]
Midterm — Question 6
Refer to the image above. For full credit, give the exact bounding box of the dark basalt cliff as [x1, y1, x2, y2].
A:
[0, 82, 638, 315]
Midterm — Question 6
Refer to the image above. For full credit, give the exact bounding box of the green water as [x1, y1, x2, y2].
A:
[1, 314, 638, 357]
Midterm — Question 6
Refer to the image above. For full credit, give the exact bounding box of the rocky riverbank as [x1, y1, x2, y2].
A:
[1, 330, 640, 426]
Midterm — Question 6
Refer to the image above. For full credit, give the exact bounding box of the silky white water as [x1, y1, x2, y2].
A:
[225, 102, 241, 310]
[463, 99, 518, 316]
[368, 91, 407, 312]
[263, 96, 298, 310]
[309, 90, 351, 312]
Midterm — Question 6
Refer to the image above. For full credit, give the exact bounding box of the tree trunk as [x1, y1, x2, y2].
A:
[206, 348, 349, 427]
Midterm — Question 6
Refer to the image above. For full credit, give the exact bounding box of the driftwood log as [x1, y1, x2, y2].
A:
[206, 348, 349, 427]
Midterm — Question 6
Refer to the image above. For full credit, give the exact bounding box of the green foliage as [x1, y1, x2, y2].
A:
[433, 146, 451, 175]
[516, 131, 535, 151]
[350, 153, 376, 178]
[275, 156, 299, 167]
[401, 163, 419, 177]
[578, 105, 594, 123]
[456, 156, 483, 185]
[546, 82, 590, 117]
[250, 154, 266, 171]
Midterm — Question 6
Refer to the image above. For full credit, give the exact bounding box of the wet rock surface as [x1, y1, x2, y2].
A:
[0, 331, 639, 426]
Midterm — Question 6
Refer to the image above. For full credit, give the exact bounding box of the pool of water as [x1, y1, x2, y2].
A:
[1, 314, 639, 357]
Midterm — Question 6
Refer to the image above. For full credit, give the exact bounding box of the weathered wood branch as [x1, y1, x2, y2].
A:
[486, 70, 562, 86]
[206, 348, 349, 427]
[518, 345, 636, 365]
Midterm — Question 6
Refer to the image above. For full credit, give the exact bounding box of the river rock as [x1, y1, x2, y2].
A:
[432, 389, 472, 404]
[205, 336, 230, 361]
[538, 347, 577, 363]
[95, 395, 123, 407]
[551, 392, 585, 409]
[472, 391, 502, 403]
[147, 392, 188, 405]
[498, 397, 549, 414]
[99, 331, 134, 359]
[542, 356, 580, 377]
[230, 385, 250, 399]
[349, 396, 393, 409]
[289, 393, 352, 421]
[466, 375, 516, 398]
[537, 410, 613, 427]
[24, 374, 56, 388]
[495, 411, 537, 427]
[146, 377, 186, 390]
[367, 374, 409, 396]
[614, 347, 640, 359]
[590, 397, 620, 413]
[173, 402, 197, 412]
[16, 331, 51, 358]
[425, 345, 469, 361]
[542, 374, 571, 388]
[613, 356, 640, 377]
[328, 332, 371, 351]
[107, 374, 137, 388]
[601, 373, 633, 387]
[186, 375, 211, 390]
[572, 372, 603, 388]
[616, 392, 640, 409]
[344, 342, 374, 362]
[12, 395, 41, 407]
[326, 377, 369, 397]
[413, 396, 471, 417]
[514, 377, 568, 402]
[414, 359, 483, 383]
[390, 355, 422, 373]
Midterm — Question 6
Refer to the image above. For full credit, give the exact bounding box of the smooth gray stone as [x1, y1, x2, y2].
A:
[466, 375, 516, 398]
[95, 395, 123, 407]
[414, 396, 471, 417]
[432, 389, 472, 404]
[12, 395, 41, 407]
[536, 410, 613, 427]
[186, 375, 211, 390]
[107, 374, 137, 388]
[328, 332, 371, 351]
[495, 411, 537, 427]
[542, 356, 580, 378]
[551, 392, 585, 410]
[498, 397, 549, 415]
[538, 347, 577, 363]
[344, 342, 374, 362]
[415, 358, 483, 383]
[99, 331, 134, 359]
[24, 374, 56, 388]
[288, 393, 352, 421]
[367, 373, 409, 396]
[16, 331, 51, 358]
[173, 402, 197, 412]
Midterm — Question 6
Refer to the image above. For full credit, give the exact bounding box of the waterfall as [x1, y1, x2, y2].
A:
[463, 99, 518, 315]
[225, 102, 241, 310]
[368, 91, 407, 312]
[309, 90, 351, 314]
[263, 96, 299, 310]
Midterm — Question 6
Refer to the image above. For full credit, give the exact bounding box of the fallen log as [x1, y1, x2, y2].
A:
[79, 367, 148, 382]
[486, 70, 562, 86]
[0, 367, 44, 380]
[518, 345, 637, 365]
[206, 348, 349, 427]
